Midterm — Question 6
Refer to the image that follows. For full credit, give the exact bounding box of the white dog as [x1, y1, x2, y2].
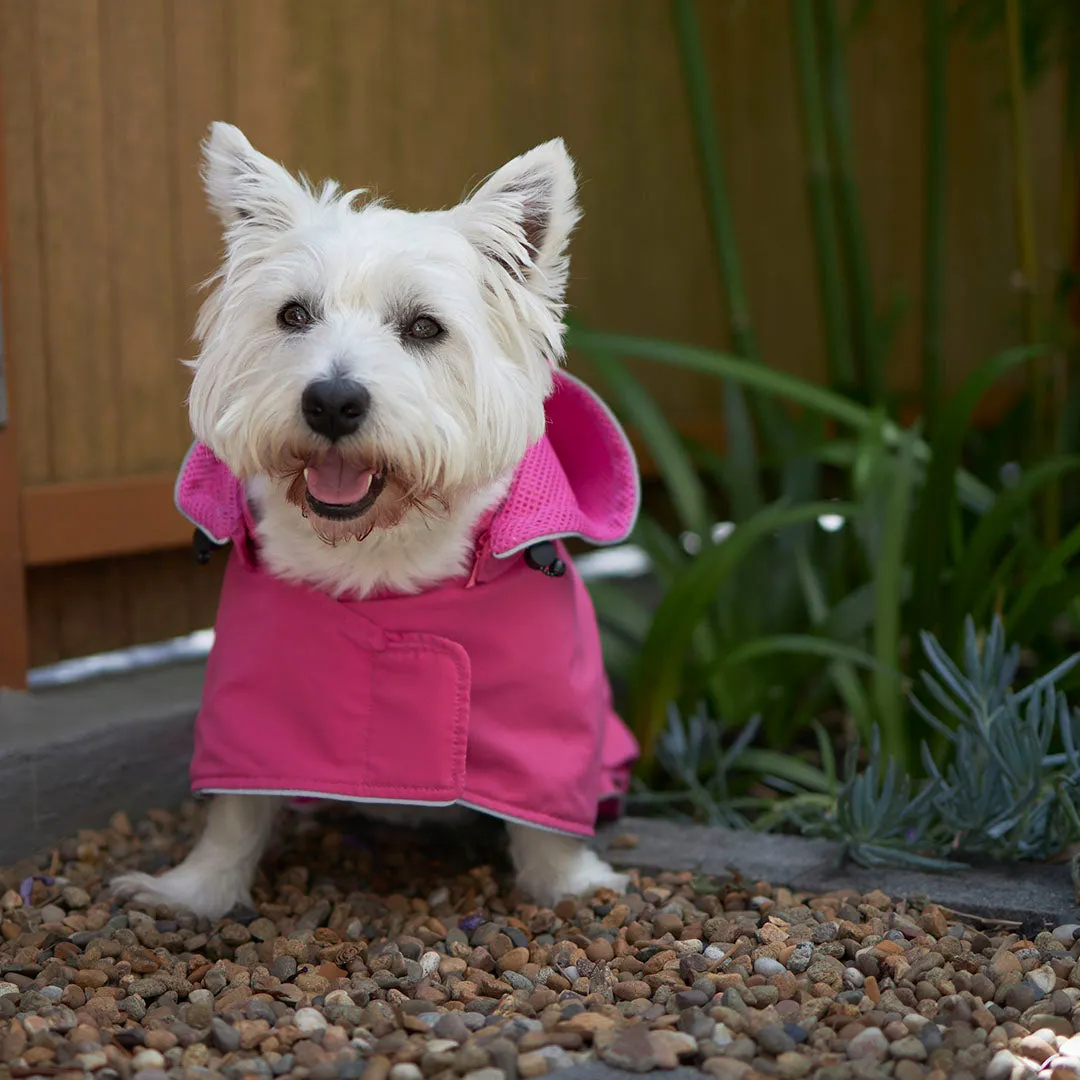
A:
[113, 124, 638, 919]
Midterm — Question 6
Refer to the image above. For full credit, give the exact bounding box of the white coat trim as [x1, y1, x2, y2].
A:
[195, 788, 585, 837]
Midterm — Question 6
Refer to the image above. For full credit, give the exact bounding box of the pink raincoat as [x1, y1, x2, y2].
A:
[177, 372, 640, 836]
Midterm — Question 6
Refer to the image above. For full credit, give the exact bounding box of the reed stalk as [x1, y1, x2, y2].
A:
[818, 0, 881, 404]
[790, 0, 856, 393]
[671, 0, 784, 455]
[1006, 0, 1055, 543]
[922, 0, 948, 436]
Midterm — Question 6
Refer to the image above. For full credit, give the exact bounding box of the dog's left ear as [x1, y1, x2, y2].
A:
[453, 140, 580, 321]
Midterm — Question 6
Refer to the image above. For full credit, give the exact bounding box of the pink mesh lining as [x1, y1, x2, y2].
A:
[175, 442, 247, 547]
[489, 373, 639, 557]
[175, 372, 639, 561]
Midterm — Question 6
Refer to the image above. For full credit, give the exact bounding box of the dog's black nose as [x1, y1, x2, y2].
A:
[301, 378, 370, 441]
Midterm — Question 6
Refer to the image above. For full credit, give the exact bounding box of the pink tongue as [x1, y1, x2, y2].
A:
[306, 449, 374, 505]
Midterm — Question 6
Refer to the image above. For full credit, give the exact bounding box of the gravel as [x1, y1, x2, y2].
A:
[2, 802, 1080, 1079]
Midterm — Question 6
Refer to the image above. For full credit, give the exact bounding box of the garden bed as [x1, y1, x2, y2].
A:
[3, 801, 1080, 1079]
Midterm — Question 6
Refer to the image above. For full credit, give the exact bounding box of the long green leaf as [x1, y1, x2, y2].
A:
[722, 382, 764, 521]
[671, 0, 757, 364]
[819, 0, 880, 400]
[670, 0, 786, 453]
[565, 325, 996, 512]
[734, 748, 834, 795]
[1008, 519, 1080, 627]
[909, 345, 1047, 638]
[1011, 570, 1080, 645]
[794, 541, 875, 738]
[874, 427, 919, 766]
[790, 0, 856, 389]
[587, 351, 712, 539]
[587, 580, 653, 644]
[720, 634, 897, 678]
[631, 516, 687, 589]
[948, 456, 1080, 641]
[569, 325, 867, 423]
[922, 0, 948, 432]
[632, 500, 859, 765]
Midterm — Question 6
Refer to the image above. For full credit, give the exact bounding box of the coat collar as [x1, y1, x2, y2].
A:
[175, 372, 640, 565]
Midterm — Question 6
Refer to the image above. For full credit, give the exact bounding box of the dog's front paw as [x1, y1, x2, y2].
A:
[111, 868, 250, 919]
[519, 848, 629, 908]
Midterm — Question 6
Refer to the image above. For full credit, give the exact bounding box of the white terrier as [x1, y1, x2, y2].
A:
[113, 123, 639, 919]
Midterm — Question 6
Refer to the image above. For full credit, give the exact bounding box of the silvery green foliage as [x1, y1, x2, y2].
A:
[644, 705, 764, 829]
[650, 615, 1080, 868]
[794, 728, 953, 871]
[912, 616, 1080, 862]
[824, 616, 1080, 867]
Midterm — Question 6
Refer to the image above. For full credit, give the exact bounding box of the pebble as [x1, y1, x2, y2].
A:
[210, 1016, 241, 1052]
[987, 1049, 1028, 1080]
[757, 1024, 796, 1055]
[753, 957, 786, 978]
[132, 1049, 167, 1070]
[889, 1035, 929, 1061]
[1, 805, 1072, 1080]
[1054, 924, 1080, 946]
[848, 1027, 889, 1061]
[787, 942, 813, 972]
[271, 955, 298, 981]
[295, 1006, 329, 1034]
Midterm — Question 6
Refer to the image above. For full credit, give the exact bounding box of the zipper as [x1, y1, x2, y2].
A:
[466, 529, 491, 589]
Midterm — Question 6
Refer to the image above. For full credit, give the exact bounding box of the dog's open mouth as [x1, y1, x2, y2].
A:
[303, 449, 387, 521]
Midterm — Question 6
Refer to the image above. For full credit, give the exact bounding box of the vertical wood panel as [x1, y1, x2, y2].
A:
[336, 0, 400, 200]
[290, 0, 347, 185]
[0, 424, 28, 685]
[232, 0, 295, 163]
[34, 0, 119, 482]
[164, 0, 233, 648]
[25, 552, 226, 669]
[53, 559, 128, 663]
[169, 0, 231, 357]
[0, 3, 30, 687]
[1, 0, 50, 487]
[8, 0, 1071, 666]
[101, 0, 186, 472]
[392, 0, 499, 211]
[123, 550, 221, 645]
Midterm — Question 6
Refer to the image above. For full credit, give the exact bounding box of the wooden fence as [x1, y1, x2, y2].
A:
[0, 0, 1066, 685]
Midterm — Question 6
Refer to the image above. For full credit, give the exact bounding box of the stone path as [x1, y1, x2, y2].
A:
[2, 804, 1080, 1079]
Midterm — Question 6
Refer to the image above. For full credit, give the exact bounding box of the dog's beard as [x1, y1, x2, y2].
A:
[258, 444, 450, 546]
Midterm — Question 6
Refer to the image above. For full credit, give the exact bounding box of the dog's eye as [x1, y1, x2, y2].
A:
[405, 315, 443, 341]
[278, 302, 314, 331]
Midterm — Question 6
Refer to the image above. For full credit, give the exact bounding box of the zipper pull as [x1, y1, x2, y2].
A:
[525, 541, 566, 578]
[192, 529, 217, 565]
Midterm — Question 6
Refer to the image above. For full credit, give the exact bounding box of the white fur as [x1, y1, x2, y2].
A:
[113, 795, 283, 918]
[112, 123, 626, 918]
[248, 474, 511, 598]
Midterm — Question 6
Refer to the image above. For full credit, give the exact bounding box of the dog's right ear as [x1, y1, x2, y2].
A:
[201, 122, 309, 237]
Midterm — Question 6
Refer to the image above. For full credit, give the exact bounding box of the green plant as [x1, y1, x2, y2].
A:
[643, 617, 1080, 870]
[800, 617, 1080, 867]
[577, 324, 1060, 769]
[574, 0, 1080, 792]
